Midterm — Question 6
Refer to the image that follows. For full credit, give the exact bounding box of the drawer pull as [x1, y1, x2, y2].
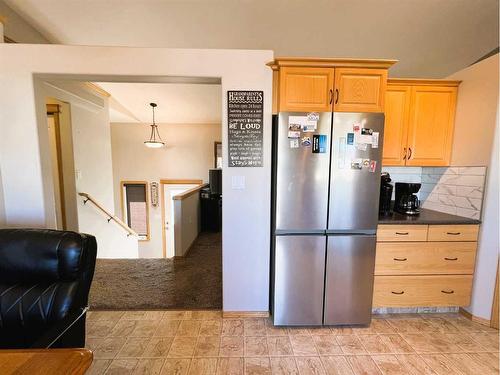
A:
[441, 290, 455, 294]
[391, 291, 405, 295]
[393, 257, 407, 261]
[444, 257, 458, 261]
[395, 232, 409, 235]
[446, 232, 461, 235]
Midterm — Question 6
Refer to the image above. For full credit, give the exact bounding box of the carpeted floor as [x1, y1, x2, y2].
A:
[89, 232, 221, 310]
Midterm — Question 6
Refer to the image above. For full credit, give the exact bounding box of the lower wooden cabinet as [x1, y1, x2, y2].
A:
[375, 241, 477, 275]
[374, 224, 478, 308]
[427, 224, 479, 242]
[373, 275, 473, 307]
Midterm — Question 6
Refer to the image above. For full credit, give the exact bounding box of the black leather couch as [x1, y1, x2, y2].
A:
[0, 229, 97, 349]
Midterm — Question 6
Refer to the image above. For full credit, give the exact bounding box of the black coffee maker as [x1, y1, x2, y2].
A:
[379, 172, 393, 216]
[394, 182, 421, 215]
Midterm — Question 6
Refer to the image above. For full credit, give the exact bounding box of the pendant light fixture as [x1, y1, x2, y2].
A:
[144, 102, 165, 148]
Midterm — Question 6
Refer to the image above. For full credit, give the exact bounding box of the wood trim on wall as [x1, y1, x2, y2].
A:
[459, 308, 491, 327]
[222, 311, 270, 319]
[120, 180, 150, 241]
[268, 57, 398, 69]
[46, 104, 67, 230]
[160, 179, 204, 258]
[491, 262, 499, 329]
[388, 78, 461, 87]
[172, 183, 208, 201]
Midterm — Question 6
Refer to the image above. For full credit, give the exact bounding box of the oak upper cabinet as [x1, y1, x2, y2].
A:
[382, 79, 460, 167]
[279, 67, 334, 112]
[333, 68, 387, 113]
[382, 85, 411, 165]
[406, 85, 458, 166]
[269, 58, 397, 114]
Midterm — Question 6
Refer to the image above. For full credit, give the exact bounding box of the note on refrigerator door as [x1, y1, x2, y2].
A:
[372, 132, 379, 148]
[289, 115, 317, 132]
[338, 137, 346, 168]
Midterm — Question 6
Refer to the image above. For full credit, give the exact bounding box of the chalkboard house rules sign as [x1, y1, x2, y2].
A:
[227, 91, 264, 167]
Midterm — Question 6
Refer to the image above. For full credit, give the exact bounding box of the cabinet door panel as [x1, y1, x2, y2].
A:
[279, 67, 334, 112]
[334, 68, 387, 112]
[406, 86, 457, 166]
[382, 85, 411, 165]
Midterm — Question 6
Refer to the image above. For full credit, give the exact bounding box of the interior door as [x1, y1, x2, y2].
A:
[382, 85, 411, 165]
[324, 235, 376, 325]
[273, 235, 326, 325]
[406, 86, 457, 166]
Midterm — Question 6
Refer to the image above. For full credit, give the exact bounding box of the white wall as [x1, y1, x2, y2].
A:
[0, 1, 51, 43]
[33, 80, 138, 258]
[466, 115, 499, 320]
[174, 193, 201, 257]
[447, 54, 499, 166]
[111, 122, 221, 258]
[0, 45, 273, 312]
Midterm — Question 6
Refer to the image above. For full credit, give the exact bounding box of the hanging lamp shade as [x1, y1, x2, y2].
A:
[144, 102, 165, 148]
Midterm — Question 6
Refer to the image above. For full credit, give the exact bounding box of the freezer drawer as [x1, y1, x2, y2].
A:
[328, 112, 384, 232]
[324, 235, 376, 325]
[276, 112, 332, 231]
[273, 235, 326, 325]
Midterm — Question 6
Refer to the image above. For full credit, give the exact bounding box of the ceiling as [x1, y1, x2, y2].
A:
[97, 82, 222, 124]
[4, 0, 499, 77]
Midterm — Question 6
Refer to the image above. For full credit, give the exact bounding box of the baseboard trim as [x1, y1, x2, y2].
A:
[459, 308, 491, 326]
[223, 311, 270, 318]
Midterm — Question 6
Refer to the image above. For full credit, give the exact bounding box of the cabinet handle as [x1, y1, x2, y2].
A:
[335, 89, 339, 104]
[391, 291, 405, 295]
[393, 257, 407, 261]
[446, 232, 461, 235]
[329, 89, 333, 104]
[408, 147, 412, 159]
[395, 232, 409, 235]
[403, 148, 407, 160]
[441, 290, 454, 294]
[444, 257, 458, 261]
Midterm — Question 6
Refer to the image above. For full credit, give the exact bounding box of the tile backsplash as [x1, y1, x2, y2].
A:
[382, 166, 487, 220]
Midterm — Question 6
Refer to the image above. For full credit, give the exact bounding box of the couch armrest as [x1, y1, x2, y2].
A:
[31, 306, 89, 349]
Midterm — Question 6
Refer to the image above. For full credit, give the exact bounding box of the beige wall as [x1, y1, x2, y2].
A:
[111, 122, 222, 258]
[448, 54, 499, 166]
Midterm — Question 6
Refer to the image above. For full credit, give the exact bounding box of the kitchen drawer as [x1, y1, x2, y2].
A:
[376, 225, 428, 242]
[427, 225, 479, 242]
[375, 242, 477, 275]
[373, 275, 473, 307]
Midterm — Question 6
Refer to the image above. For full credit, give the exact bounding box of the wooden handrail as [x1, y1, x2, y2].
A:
[172, 183, 209, 201]
[78, 192, 138, 237]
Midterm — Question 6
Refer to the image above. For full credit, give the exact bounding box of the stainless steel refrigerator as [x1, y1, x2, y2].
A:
[271, 111, 384, 326]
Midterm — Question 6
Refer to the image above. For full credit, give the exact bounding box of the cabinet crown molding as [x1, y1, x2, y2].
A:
[388, 78, 461, 87]
[268, 57, 398, 70]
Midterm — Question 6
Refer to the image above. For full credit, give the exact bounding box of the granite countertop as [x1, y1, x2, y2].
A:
[378, 207, 481, 225]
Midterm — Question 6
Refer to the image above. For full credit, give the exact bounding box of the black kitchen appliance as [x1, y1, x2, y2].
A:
[379, 172, 393, 216]
[200, 187, 222, 232]
[394, 182, 421, 215]
[209, 169, 222, 195]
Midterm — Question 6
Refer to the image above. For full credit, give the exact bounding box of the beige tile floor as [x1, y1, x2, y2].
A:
[85, 310, 499, 375]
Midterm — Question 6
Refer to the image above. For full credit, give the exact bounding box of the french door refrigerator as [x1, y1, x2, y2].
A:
[271, 111, 384, 326]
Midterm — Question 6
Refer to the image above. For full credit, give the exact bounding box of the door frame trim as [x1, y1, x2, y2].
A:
[160, 179, 203, 258]
[47, 104, 67, 230]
